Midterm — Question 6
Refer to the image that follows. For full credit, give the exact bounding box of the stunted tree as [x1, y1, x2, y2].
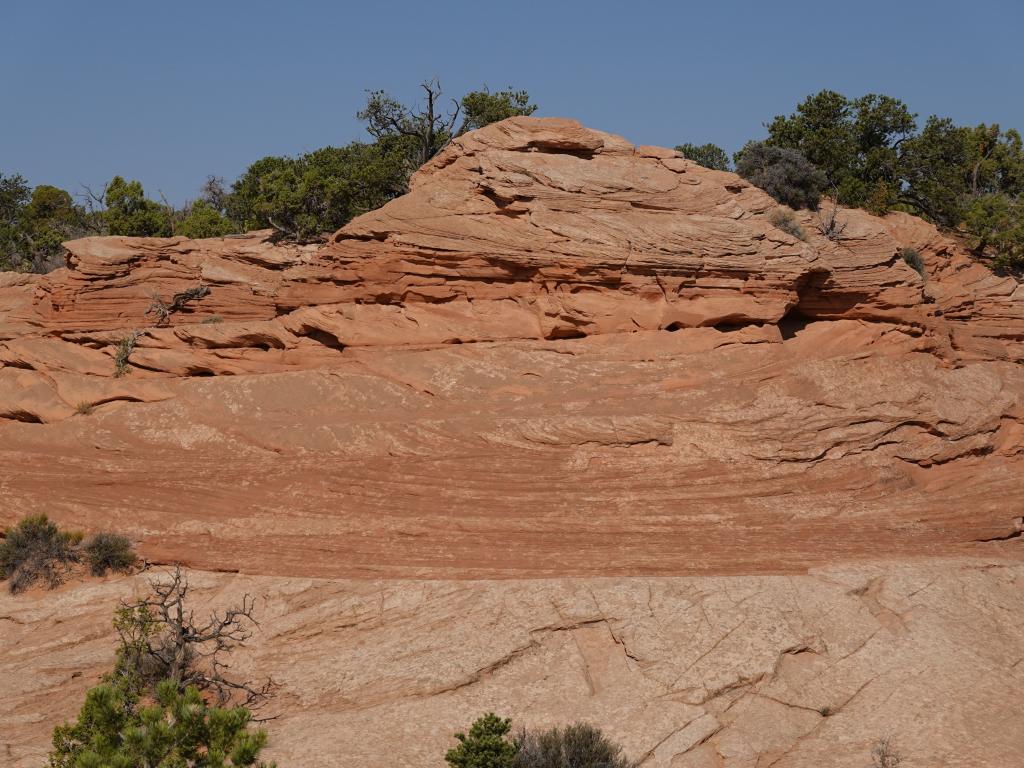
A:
[675, 142, 730, 171]
[49, 680, 275, 768]
[226, 140, 410, 240]
[460, 87, 536, 133]
[113, 566, 274, 708]
[358, 78, 461, 168]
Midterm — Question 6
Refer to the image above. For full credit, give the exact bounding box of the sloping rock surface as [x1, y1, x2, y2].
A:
[1, 118, 1023, 767]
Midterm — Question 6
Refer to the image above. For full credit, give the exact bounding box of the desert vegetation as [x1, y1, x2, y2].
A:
[446, 713, 635, 768]
[5, 85, 1022, 272]
[0, 81, 535, 261]
[48, 568, 275, 768]
[0, 515, 136, 593]
[768, 208, 808, 241]
[112, 330, 142, 377]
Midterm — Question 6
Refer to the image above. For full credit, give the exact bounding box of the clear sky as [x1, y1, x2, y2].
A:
[3, 0, 1022, 204]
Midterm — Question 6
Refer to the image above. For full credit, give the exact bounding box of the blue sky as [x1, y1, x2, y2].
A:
[3, 0, 1022, 204]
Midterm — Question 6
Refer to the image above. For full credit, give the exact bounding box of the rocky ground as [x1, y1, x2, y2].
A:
[2, 117, 1022, 766]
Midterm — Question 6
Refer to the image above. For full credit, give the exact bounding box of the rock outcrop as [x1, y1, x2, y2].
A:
[1, 118, 1022, 767]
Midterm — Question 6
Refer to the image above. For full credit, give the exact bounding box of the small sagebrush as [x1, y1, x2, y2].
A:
[816, 202, 848, 241]
[769, 208, 807, 241]
[515, 723, 635, 768]
[113, 330, 142, 377]
[83, 532, 137, 576]
[899, 247, 926, 278]
[871, 736, 903, 768]
[75, 401, 95, 416]
[0, 515, 81, 593]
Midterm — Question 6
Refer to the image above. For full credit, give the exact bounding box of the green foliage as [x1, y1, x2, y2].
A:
[228, 141, 409, 240]
[113, 330, 142, 377]
[734, 142, 826, 209]
[675, 143, 730, 171]
[768, 208, 807, 241]
[176, 200, 235, 238]
[103, 176, 173, 237]
[514, 722, 635, 768]
[965, 194, 1024, 270]
[445, 713, 517, 768]
[445, 715, 635, 768]
[460, 87, 537, 132]
[897, 116, 972, 226]
[759, 90, 1024, 261]
[764, 90, 916, 210]
[0, 515, 81, 593]
[358, 79, 460, 169]
[48, 679, 275, 768]
[83, 533, 136, 576]
[1, 173, 90, 272]
[0, 172, 32, 270]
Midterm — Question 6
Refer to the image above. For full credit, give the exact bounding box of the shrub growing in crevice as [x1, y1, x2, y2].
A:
[871, 736, 903, 768]
[899, 247, 926, 278]
[768, 208, 807, 241]
[113, 330, 141, 377]
[815, 200, 849, 241]
[145, 284, 210, 325]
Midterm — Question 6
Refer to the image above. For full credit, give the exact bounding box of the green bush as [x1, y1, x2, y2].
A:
[676, 142, 730, 171]
[83, 532, 136, 576]
[227, 140, 410, 240]
[446, 715, 635, 768]
[103, 176, 173, 237]
[175, 200, 236, 239]
[735, 142, 826, 210]
[0, 515, 81, 593]
[763, 90, 915, 211]
[2, 173, 92, 273]
[460, 87, 537, 132]
[768, 208, 807, 241]
[446, 713, 517, 768]
[48, 679, 275, 768]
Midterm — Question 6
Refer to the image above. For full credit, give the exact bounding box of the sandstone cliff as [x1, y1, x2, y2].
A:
[1, 118, 1022, 767]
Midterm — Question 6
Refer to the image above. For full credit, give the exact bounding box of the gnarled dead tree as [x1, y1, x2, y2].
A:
[114, 565, 274, 709]
[145, 284, 210, 325]
[358, 78, 461, 168]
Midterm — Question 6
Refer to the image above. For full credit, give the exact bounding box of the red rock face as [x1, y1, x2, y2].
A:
[1, 118, 1023, 767]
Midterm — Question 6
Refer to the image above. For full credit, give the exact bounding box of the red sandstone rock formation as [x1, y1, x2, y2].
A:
[1, 118, 1022, 767]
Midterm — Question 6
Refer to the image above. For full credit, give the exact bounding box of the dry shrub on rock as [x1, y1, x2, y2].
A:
[0, 515, 81, 593]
